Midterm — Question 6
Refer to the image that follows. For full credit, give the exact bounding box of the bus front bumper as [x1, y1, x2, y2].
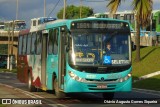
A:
[64, 77, 132, 93]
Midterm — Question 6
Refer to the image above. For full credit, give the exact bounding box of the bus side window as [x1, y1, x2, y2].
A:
[22, 35, 27, 55]
[31, 33, 37, 54]
[18, 36, 23, 55]
[53, 28, 59, 55]
[36, 31, 42, 54]
[48, 29, 54, 54]
[27, 34, 31, 54]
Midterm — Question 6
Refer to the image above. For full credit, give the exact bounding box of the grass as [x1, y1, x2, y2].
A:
[133, 75, 160, 91]
[0, 105, 6, 107]
[132, 46, 160, 90]
[132, 46, 160, 78]
[0, 68, 17, 73]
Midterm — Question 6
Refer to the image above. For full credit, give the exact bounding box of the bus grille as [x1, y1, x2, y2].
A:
[85, 78, 118, 82]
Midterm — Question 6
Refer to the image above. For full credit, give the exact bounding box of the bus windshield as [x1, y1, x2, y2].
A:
[68, 31, 131, 66]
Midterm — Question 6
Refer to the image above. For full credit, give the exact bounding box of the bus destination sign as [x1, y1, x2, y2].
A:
[71, 21, 129, 30]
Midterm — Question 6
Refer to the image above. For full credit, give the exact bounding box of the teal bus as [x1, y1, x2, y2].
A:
[17, 17, 132, 98]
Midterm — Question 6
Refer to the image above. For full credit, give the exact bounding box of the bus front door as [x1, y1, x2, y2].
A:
[58, 27, 66, 91]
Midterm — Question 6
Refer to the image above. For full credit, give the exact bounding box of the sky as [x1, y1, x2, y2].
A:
[0, 0, 160, 28]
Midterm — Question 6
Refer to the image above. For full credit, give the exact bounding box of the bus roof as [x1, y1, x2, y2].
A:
[45, 18, 130, 29]
[28, 18, 131, 33]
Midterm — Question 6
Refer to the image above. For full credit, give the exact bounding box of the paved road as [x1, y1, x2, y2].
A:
[0, 72, 159, 107]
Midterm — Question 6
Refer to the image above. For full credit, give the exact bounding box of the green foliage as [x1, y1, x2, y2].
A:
[0, 69, 17, 73]
[107, 0, 124, 14]
[57, 5, 93, 19]
[132, 0, 153, 28]
[0, 104, 6, 107]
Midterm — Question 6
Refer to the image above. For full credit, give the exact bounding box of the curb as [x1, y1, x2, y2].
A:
[133, 71, 160, 83]
[133, 88, 160, 95]
[139, 71, 160, 80]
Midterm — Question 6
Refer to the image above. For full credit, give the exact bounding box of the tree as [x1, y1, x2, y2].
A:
[57, 5, 93, 19]
[107, 0, 153, 62]
[107, 0, 124, 14]
[132, 0, 153, 62]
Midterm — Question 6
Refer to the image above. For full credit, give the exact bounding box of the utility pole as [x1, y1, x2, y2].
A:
[10, 20, 15, 71]
[63, 0, 66, 19]
[7, 22, 11, 70]
[80, 0, 82, 18]
[44, 0, 46, 17]
[16, 0, 18, 20]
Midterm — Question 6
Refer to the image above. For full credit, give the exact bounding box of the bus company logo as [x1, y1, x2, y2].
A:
[2, 99, 11, 104]
[101, 77, 105, 81]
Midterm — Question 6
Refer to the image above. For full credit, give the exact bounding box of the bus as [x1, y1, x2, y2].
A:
[17, 17, 132, 98]
[94, 10, 160, 46]
[4, 20, 26, 31]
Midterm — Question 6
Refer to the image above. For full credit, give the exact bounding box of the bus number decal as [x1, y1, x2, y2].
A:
[86, 74, 96, 78]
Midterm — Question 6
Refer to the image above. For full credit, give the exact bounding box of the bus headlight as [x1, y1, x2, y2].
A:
[68, 71, 86, 82]
[118, 73, 132, 82]
[68, 71, 76, 78]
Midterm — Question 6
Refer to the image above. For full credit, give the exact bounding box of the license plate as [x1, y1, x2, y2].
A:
[97, 84, 107, 88]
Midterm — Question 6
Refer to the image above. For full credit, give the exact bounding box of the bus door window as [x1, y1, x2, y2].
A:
[27, 34, 31, 54]
[48, 29, 54, 54]
[53, 28, 59, 55]
[48, 28, 59, 55]
[36, 32, 42, 55]
[18, 36, 23, 55]
[31, 33, 37, 54]
[22, 35, 27, 55]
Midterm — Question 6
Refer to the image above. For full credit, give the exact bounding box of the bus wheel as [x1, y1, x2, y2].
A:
[102, 92, 114, 99]
[53, 78, 66, 98]
[28, 72, 36, 92]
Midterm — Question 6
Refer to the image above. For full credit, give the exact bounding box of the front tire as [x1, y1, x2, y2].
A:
[102, 92, 114, 99]
[28, 72, 36, 92]
[53, 78, 66, 98]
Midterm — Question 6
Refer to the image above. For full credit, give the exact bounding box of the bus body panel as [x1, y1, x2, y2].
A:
[27, 55, 42, 87]
[17, 55, 28, 83]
